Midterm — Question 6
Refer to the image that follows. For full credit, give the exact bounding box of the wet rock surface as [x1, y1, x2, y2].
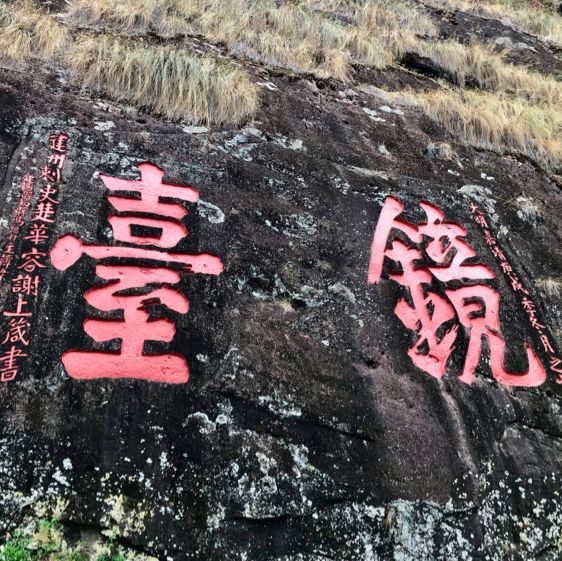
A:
[0, 33, 561, 561]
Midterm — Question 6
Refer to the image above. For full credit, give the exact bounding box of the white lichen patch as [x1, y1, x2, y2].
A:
[258, 395, 303, 419]
[198, 200, 225, 224]
[182, 124, 209, 134]
[93, 120, 116, 132]
[379, 105, 404, 116]
[458, 184, 500, 223]
[363, 107, 386, 122]
[515, 195, 542, 226]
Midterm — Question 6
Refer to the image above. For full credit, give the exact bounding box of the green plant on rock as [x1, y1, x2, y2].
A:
[0, 531, 31, 561]
[0, 519, 88, 561]
[94, 533, 126, 561]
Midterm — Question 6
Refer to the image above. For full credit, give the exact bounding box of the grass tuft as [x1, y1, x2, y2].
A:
[0, 1, 68, 64]
[68, 35, 259, 124]
[65, 0, 437, 78]
[413, 40, 562, 106]
[404, 88, 562, 167]
[426, 0, 562, 46]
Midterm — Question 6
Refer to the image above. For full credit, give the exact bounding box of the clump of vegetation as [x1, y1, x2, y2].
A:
[64, 0, 442, 79]
[426, 0, 562, 46]
[0, 0, 258, 124]
[0, 1, 67, 64]
[0, 519, 129, 561]
[68, 35, 258, 124]
[413, 40, 562, 106]
[403, 88, 562, 167]
[0, 0, 560, 167]
[0, 519, 82, 561]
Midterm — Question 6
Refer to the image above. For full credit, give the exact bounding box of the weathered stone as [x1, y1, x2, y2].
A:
[0, 20, 561, 561]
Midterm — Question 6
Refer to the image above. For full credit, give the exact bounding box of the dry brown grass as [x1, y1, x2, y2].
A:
[425, 0, 562, 46]
[0, 1, 68, 64]
[0, 0, 259, 124]
[64, 0, 438, 79]
[64, 0, 194, 37]
[0, 0, 560, 155]
[68, 35, 259, 124]
[310, 0, 438, 57]
[403, 88, 562, 167]
[414, 40, 562, 105]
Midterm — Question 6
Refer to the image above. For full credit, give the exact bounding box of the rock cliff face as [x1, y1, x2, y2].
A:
[0, 2, 562, 560]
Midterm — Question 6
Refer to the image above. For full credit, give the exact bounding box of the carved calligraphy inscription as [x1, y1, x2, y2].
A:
[0, 132, 68, 382]
[368, 196, 547, 387]
[469, 203, 562, 382]
[50, 162, 223, 384]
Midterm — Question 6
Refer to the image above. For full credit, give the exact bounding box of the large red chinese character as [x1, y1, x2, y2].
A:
[60, 265, 189, 383]
[102, 162, 199, 248]
[50, 162, 223, 384]
[368, 196, 546, 387]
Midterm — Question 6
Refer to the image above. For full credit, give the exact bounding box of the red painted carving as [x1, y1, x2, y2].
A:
[62, 265, 189, 383]
[48, 132, 68, 153]
[0, 345, 27, 381]
[2, 318, 31, 346]
[12, 274, 39, 296]
[368, 196, 546, 387]
[3, 294, 33, 318]
[50, 162, 223, 384]
[50, 235, 223, 275]
[0, 132, 67, 382]
[470, 203, 561, 383]
[18, 248, 47, 272]
[41, 165, 61, 184]
[0, 175, 34, 283]
[25, 224, 49, 245]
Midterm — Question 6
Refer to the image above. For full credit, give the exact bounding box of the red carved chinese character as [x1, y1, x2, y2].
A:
[445, 285, 545, 386]
[48, 132, 68, 153]
[418, 201, 494, 282]
[491, 246, 506, 260]
[47, 153, 66, 169]
[50, 163, 223, 384]
[3, 294, 32, 318]
[522, 297, 535, 313]
[2, 318, 31, 346]
[385, 240, 457, 378]
[102, 162, 199, 248]
[32, 202, 56, 224]
[41, 165, 61, 184]
[540, 335, 555, 354]
[508, 274, 527, 293]
[474, 215, 488, 228]
[12, 274, 39, 296]
[0, 345, 27, 381]
[61, 265, 190, 383]
[22, 174, 33, 190]
[529, 317, 546, 330]
[38, 185, 58, 204]
[550, 357, 562, 380]
[483, 230, 496, 247]
[368, 196, 547, 387]
[24, 224, 49, 245]
[18, 248, 46, 272]
[469, 202, 481, 215]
